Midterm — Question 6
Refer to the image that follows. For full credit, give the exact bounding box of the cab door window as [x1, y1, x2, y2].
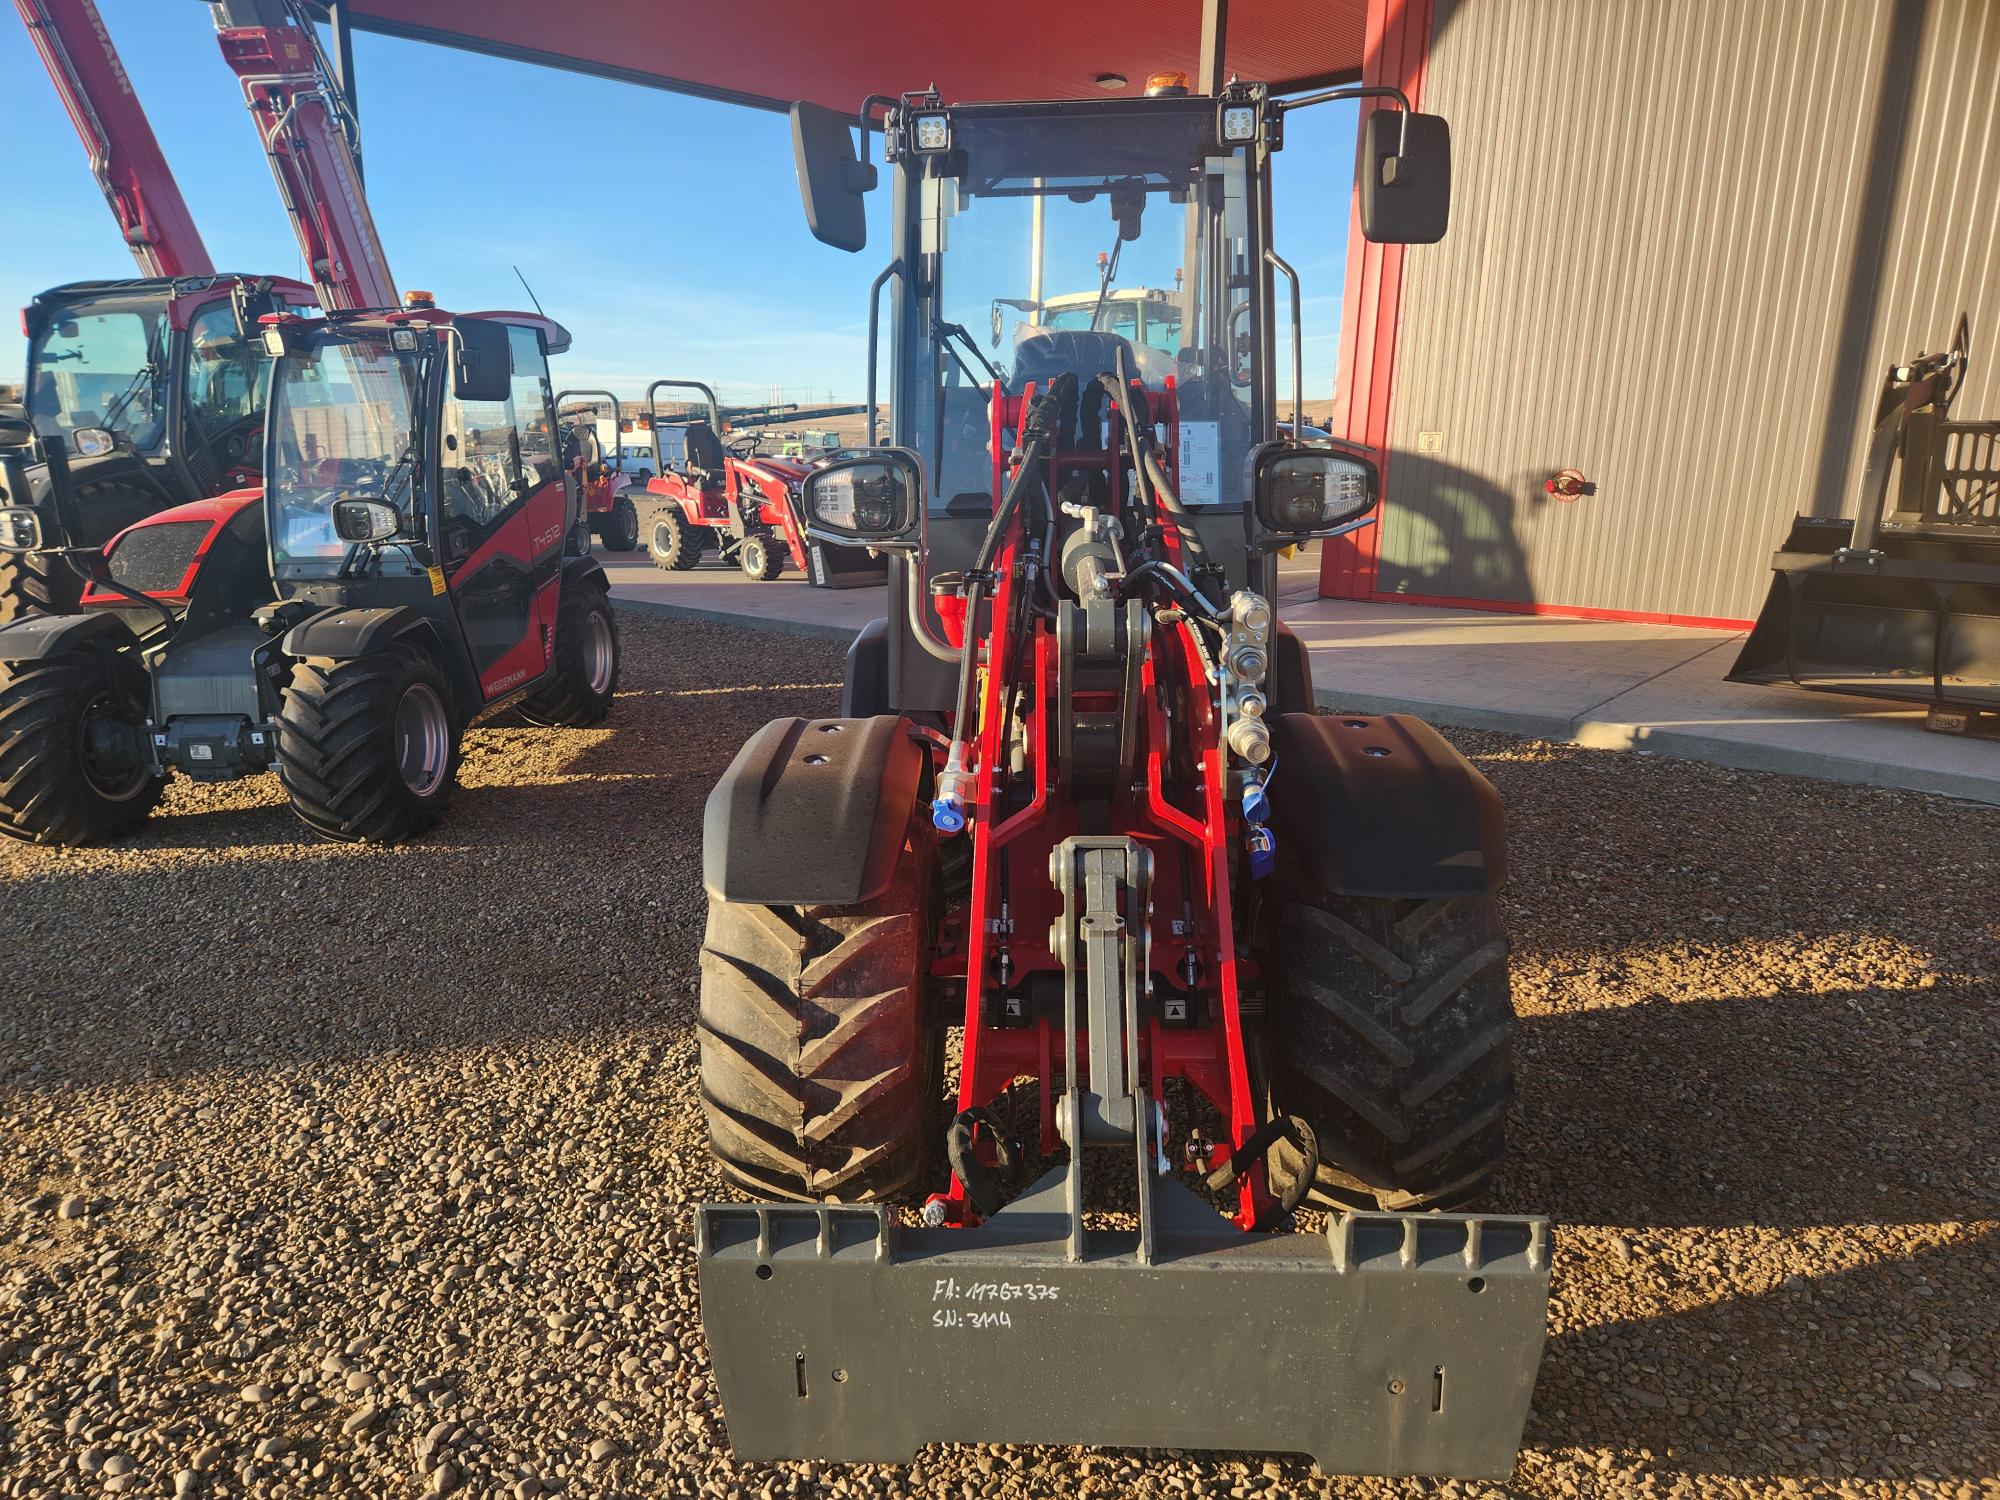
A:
[184, 302, 268, 435]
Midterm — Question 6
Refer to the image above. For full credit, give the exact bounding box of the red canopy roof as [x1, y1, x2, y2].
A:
[318, 1, 1366, 112]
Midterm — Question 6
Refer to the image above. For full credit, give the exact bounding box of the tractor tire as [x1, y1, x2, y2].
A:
[698, 817, 938, 1203]
[0, 550, 85, 623]
[275, 642, 460, 844]
[596, 495, 641, 553]
[738, 532, 783, 581]
[519, 581, 619, 727]
[648, 509, 700, 571]
[1265, 889, 1515, 1211]
[0, 646, 163, 846]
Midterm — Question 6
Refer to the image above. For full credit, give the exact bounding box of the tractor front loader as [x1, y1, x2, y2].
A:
[0, 300, 619, 847]
[640, 379, 818, 582]
[691, 79, 1549, 1477]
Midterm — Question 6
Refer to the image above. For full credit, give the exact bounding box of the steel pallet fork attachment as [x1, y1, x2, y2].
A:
[697, 835, 1551, 1478]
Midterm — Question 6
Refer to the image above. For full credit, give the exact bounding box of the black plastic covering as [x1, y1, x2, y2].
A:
[841, 618, 891, 717]
[703, 714, 923, 907]
[1269, 712, 1506, 897]
[0, 608, 134, 663]
[280, 605, 429, 660]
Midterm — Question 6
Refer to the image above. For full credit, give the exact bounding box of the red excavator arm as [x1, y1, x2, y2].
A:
[13, 0, 214, 277]
[210, 0, 397, 311]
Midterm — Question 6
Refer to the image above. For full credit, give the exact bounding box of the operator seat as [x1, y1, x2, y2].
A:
[683, 421, 727, 484]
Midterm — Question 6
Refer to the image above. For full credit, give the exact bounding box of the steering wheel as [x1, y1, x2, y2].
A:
[728, 433, 763, 458]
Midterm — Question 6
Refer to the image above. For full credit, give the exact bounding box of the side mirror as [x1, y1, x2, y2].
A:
[0, 507, 44, 552]
[71, 427, 116, 459]
[800, 450, 923, 549]
[1358, 110, 1451, 245]
[0, 404, 31, 450]
[454, 318, 513, 403]
[332, 498, 402, 543]
[1252, 443, 1378, 545]
[791, 101, 874, 253]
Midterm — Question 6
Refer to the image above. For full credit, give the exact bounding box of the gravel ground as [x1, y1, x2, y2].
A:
[2, 610, 1995, 1500]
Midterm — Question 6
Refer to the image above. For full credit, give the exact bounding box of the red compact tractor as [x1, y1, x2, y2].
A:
[0, 300, 619, 846]
[639, 379, 817, 581]
[691, 80, 1549, 1478]
[556, 390, 642, 554]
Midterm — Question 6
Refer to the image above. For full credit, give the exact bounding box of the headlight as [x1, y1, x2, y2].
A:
[1253, 445, 1378, 538]
[911, 112, 951, 153]
[801, 450, 923, 548]
[0, 507, 43, 551]
[1220, 104, 1258, 143]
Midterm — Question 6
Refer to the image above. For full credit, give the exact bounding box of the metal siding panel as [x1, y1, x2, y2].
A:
[1378, 0, 2000, 623]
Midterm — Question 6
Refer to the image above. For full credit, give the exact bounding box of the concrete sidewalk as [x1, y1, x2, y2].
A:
[600, 552, 1999, 806]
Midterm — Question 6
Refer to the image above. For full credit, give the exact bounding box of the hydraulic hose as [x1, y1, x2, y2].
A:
[1095, 356, 1220, 580]
[935, 375, 1073, 833]
[946, 1106, 1022, 1221]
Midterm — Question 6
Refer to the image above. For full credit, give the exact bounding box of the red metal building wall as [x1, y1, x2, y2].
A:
[1319, 0, 1432, 600]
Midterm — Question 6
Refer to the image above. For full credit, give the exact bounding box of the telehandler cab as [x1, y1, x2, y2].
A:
[692, 77, 1549, 1478]
[0, 274, 314, 620]
[0, 300, 619, 846]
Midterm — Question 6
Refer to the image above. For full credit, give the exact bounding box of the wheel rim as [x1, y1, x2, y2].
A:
[75, 690, 151, 802]
[392, 682, 451, 797]
[582, 606, 615, 695]
[741, 538, 765, 577]
[652, 518, 677, 559]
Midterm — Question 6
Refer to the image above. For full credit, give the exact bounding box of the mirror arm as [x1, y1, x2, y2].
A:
[1277, 83, 1415, 152]
[1264, 247, 1304, 442]
[865, 258, 906, 446]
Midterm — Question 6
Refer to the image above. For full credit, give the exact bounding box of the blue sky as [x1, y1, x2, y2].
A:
[1, 5, 1354, 406]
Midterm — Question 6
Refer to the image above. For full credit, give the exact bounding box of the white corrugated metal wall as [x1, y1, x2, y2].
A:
[1376, 0, 2000, 623]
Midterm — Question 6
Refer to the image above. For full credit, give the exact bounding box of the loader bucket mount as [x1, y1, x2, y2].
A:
[1730, 315, 2000, 718]
[696, 832, 1552, 1479]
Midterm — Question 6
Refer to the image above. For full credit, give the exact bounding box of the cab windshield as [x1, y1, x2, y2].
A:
[919, 104, 1257, 511]
[26, 302, 167, 452]
[266, 332, 427, 578]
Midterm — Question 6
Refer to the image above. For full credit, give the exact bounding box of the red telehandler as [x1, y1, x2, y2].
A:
[0, 0, 618, 843]
[690, 76, 1548, 1478]
[1, 0, 315, 620]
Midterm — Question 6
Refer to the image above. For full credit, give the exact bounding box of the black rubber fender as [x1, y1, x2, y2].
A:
[279, 604, 434, 661]
[0, 606, 134, 663]
[703, 714, 925, 907]
[1267, 711, 1506, 897]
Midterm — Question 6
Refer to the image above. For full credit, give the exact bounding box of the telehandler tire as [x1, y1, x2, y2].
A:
[519, 582, 619, 727]
[698, 817, 938, 1203]
[0, 646, 163, 846]
[649, 509, 700, 571]
[275, 642, 459, 844]
[1265, 887, 1515, 1211]
[0, 551, 84, 623]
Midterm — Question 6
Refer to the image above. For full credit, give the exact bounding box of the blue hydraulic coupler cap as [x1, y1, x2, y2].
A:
[1247, 824, 1276, 879]
[933, 797, 967, 835]
[1242, 777, 1270, 824]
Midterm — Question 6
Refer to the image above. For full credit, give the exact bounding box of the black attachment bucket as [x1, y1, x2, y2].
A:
[1729, 319, 2000, 713]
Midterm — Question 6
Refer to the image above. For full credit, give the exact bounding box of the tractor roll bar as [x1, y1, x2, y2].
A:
[555, 388, 625, 471]
[645, 379, 723, 441]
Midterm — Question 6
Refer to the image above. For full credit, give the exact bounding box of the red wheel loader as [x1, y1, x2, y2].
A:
[691, 79, 1550, 1478]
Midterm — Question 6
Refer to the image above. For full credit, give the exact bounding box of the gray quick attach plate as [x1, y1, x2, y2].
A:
[696, 1171, 1551, 1478]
